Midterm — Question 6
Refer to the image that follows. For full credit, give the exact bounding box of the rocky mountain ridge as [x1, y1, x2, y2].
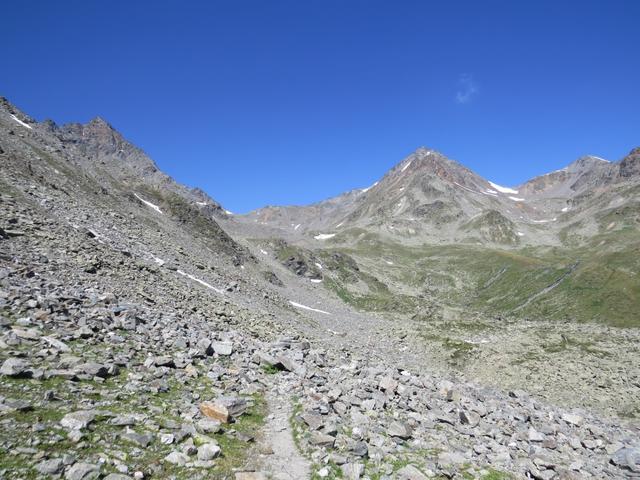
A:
[242, 145, 640, 248]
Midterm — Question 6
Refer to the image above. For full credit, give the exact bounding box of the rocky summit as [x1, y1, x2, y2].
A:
[1, 96, 639, 480]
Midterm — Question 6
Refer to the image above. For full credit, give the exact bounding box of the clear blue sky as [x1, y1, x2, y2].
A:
[2, 1, 639, 213]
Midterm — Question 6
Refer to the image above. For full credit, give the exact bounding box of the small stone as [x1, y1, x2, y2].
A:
[388, 421, 411, 439]
[154, 356, 175, 368]
[396, 464, 429, 480]
[309, 431, 336, 447]
[0, 357, 31, 377]
[197, 417, 222, 433]
[36, 458, 63, 474]
[197, 443, 221, 461]
[65, 462, 100, 480]
[561, 413, 583, 426]
[379, 376, 398, 393]
[164, 451, 189, 465]
[60, 411, 97, 431]
[459, 410, 480, 427]
[528, 427, 545, 442]
[341, 462, 364, 479]
[200, 396, 247, 423]
[121, 430, 154, 447]
[213, 341, 233, 356]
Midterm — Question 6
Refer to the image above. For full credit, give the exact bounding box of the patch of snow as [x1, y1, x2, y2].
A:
[465, 339, 490, 345]
[310, 278, 322, 283]
[152, 256, 165, 266]
[289, 301, 331, 315]
[314, 233, 336, 240]
[315, 262, 323, 270]
[531, 218, 557, 224]
[488, 181, 519, 194]
[196, 201, 208, 206]
[133, 193, 163, 214]
[10, 114, 33, 130]
[294, 224, 301, 230]
[589, 155, 609, 162]
[225, 210, 234, 215]
[385, 260, 394, 265]
[176, 270, 224, 294]
[509, 196, 525, 202]
[260, 249, 268, 255]
[482, 190, 498, 197]
[486, 189, 498, 194]
[516, 232, 524, 237]
[361, 181, 379, 193]
[561, 206, 569, 212]
[335, 222, 344, 228]
[401, 160, 412, 172]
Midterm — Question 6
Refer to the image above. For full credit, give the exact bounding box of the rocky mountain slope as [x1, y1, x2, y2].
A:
[1, 97, 639, 479]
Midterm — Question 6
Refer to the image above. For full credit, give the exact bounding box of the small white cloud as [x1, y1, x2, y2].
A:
[455, 74, 478, 104]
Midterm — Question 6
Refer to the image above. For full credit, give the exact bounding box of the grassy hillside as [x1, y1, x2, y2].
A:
[322, 234, 640, 327]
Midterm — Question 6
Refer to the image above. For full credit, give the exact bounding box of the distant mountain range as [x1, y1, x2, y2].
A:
[2, 96, 638, 326]
[243, 145, 640, 248]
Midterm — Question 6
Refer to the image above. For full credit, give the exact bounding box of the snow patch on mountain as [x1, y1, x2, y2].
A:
[9, 114, 33, 129]
[314, 233, 336, 240]
[488, 181, 519, 194]
[289, 301, 331, 315]
[177, 269, 224, 294]
[361, 181, 379, 193]
[134, 193, 163, 214]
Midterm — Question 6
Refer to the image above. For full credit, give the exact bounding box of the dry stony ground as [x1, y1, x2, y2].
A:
[1, 192, 640, 480]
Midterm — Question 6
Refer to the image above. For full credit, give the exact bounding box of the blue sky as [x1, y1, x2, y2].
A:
[2, 1, 639, 213]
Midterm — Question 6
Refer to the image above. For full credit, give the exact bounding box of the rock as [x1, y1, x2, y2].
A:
[197, 443, 221, 461]
[200, 396, 247, 422]
[387, 421, 411, 439]
[396, 464, 429, 480]
[42, 336, 71, 352]
[121, 430, 154, 447]
[610, 447, 640, 473]
[528, 427, 545, 442]
[154, 356, 175, 368]
[561, 413, 584, 426]
[65, 462, 100, 480]
[309, 431, 336, 447]
[164, 451, 189, 465]
[196, 338, 213, 355]
[301, 412, 324, 430]
[103, 475, 133, 480]
[0, 357, 31, 377]
[60, 410, 97, 431]
[213, 341, 233, 355]
[78, 362, 109, 378]
[379, 376, 398, 393]
[35, 458, 64, 474]
[341, 462, 364, 479]
[197, 417, 222, 433]
[459, 410, 480, 427]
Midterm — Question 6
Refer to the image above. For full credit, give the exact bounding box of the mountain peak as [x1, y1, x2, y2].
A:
[86, 116, 116, 132]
